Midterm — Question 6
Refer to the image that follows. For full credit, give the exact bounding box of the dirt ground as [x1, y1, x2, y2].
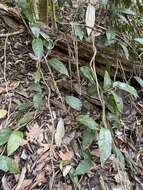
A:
[0, 8, 143, 190]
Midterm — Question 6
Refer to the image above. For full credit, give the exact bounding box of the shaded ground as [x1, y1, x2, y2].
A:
[0, 11, 143, 190]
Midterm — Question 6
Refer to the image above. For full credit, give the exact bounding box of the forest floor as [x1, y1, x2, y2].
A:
[0, 5, 143, 190]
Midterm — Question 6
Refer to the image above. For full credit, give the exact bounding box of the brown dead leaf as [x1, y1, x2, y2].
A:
[18, 179, 32, 190]
[26, 123, 43, 142]
[59, 151, 74, 161]
[35, 171, 47, 184]
[55, 118, 65, 146]
[0, 81, 19, 94]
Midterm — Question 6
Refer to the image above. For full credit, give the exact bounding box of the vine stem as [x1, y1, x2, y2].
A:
[90, 37, 108, 128]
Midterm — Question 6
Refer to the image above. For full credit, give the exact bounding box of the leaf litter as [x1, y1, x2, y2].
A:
[0, 2, 142, 190]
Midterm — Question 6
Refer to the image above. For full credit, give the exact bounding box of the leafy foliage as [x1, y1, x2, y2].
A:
[65, 96, 82, 111]
[76, 115, 99, 130]
[98, 128, 112, 166]
[7, 131, 23, 156]
[48, 58, 69, 76]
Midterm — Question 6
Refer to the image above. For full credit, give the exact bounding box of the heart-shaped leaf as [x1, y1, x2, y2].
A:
[48, 58, 69, 76]
[98, 128, 112, 167]
[65, 96, 82, 111]
[7, 131, 23, 156]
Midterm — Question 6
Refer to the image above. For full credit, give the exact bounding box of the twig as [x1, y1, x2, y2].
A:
[0, 28, 24, 38]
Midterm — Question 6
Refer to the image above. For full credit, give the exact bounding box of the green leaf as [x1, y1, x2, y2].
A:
[9, 160, 20, 174]
[134, 76, 143, 87]
[33, 94, 42, 111]
[48, 58, 69, 76]
[0, 128, 12, 145]
[32, 38, 44, 61]
[80, 66, 94, 84]
[121, 9, 135, 15]
[115, 148, 125, 171]
[134, 38, 143, 45]
[98, 128, 112, 167]
[120, 43, 129, 60]
[68, 168, 78, 187]
[71, 22, 84, 41]
[29, 23, 40, 38]
[106, 30, 116, 41]
[76, 115, 99, 130]
[107, 113, 122, 128]
[75, 158, 92, 175]
[113, 81, 138, 98]
[43, 39, 54, 50]
[19, 114, 33, 127]
[87, 84, 98, 96]
[17, 101, 32, 111]
[101, 0, 108, 5]
[65, 96, 82, 111]
[32, 83, 42, 93]
[103, 71, 112, 91]
[82, 128, 95, 149]
[40, 31, 54, 50]
[106, 95, 118, 114]
[16, 0, 35, 23]
[111, 91, 123, 112]
[0, 156, 11, 172]
[33, 70, 41, 83]
[7, 131, 23, 156]
[0, 156, 19, 174]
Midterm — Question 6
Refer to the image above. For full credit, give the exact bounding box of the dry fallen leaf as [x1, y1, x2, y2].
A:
[35, 171, 47, 184]
[59, 151, 74, 161]
[85, 3, 96, 36]
[0, 109, 7, 119]
[26, 123, 43, 142]
[55, 118, 65, 146]
[18, 179, 32, 190]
